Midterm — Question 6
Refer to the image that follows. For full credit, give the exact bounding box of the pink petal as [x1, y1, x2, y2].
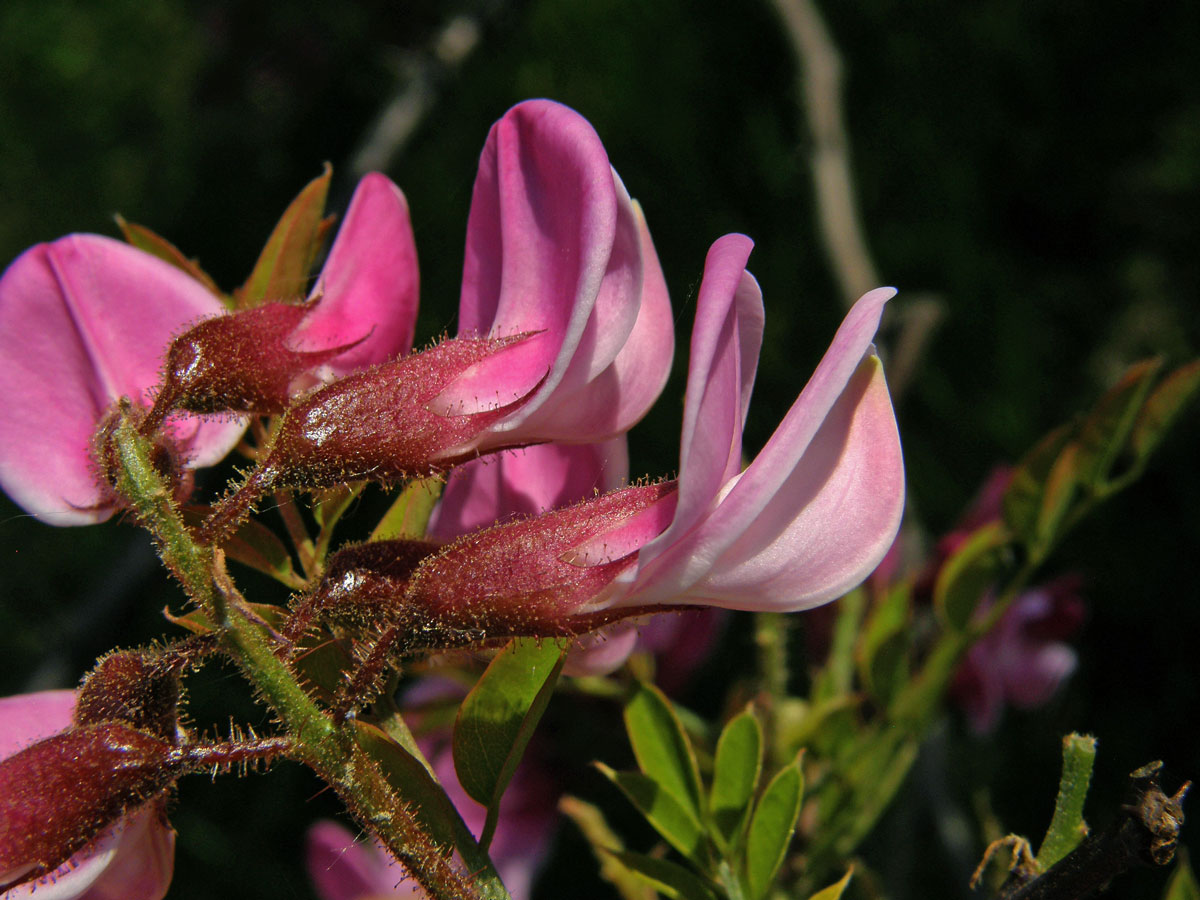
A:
[447, 100, 661, 448]
[498, 176, 665, 443]
[0, 236, 242, 524]
[623, 234, 762, 577]
[628, 281, 902, 611]
[292, 173, 420, 375]
[306, 821, 417, 900]
[0, 690, 75, 757]
[692, 355, 905, 609]
[427, 439, 629, 541]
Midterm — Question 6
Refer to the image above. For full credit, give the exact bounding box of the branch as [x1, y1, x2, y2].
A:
[996, 762, 1189, 900]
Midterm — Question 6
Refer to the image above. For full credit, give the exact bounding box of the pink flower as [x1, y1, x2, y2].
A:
[402, 233, 905, 636]
[952, 577, 1085, 734]
[0, 691, 174, 900]
[0, 237, 242, 524]
[0, 173, 417, 525]
[428, 99, 674, 453]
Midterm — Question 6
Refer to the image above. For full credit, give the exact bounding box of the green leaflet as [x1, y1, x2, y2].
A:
[745, 755, 804, 900]
[710, 709, 763, 848]
[624, 681, 705, 820]
[452, 637, 566, 849]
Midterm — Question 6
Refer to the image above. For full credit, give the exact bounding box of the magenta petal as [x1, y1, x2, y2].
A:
[427, 439, 629, 541]
[636, 234, 762, 560]
[0, 235, 239, 524]
[291, 173, 420, 375]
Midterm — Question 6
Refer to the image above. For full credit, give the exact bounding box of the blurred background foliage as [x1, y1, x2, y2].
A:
[0, 1, 1197, 898]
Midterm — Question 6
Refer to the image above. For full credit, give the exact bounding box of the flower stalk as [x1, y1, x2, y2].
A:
[108, 409, 503, 900]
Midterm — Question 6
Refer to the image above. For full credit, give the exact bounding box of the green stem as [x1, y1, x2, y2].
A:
[109, 414, 500, 900]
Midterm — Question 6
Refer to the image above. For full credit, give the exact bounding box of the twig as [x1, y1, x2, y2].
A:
[769, 0, 879, 307]
[995, 762, 1189, 900]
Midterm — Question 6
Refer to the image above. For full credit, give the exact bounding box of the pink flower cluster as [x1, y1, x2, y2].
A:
[0, 99, 906, 898]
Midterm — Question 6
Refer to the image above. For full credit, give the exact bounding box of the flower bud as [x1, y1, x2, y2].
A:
[403, 481, 677, 644]
[200, 333, 537, 542]
[148, 301, 363, 426]
[75, 650, 185, 744]
[0, 723, 178, 891]
[285, 538, 439, 642]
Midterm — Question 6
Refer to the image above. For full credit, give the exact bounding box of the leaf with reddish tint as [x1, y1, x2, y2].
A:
[114, 214, 223, 300]
[236, 164, 333, 308]
[933, 522, 1010, 631]
[1004, 424, 1073, 550]
[1074, 357, 1162, 490]
[1131, 359, 1200, 463]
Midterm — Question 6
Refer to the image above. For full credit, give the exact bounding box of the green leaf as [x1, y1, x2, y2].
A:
[1163, 853, 1200, 900]
[604, 849, 720, 900]
[857, 582, 911, 704]
[237, 164, 333, 308]
[115, 215, 224, 300]
[932, 521, 1009, 631]
[624, 682, 705, 820]
[371, 477, 444, 541]
[355, 721, 459, 853]
[452, 638, 566, 847]
[597, 765, 707, 860]
[1004, 423, 1073, 545]
[1131, 359, 1200, 463]
[807, 867, 853, 900]
[1036, 733, 1096, 870]
[1073, 357, 1162, 490]
[745, 756, 804, 900]
[710, 709, 763, 847]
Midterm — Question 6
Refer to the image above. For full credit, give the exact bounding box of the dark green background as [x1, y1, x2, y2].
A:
[1, 2, 1197, 898]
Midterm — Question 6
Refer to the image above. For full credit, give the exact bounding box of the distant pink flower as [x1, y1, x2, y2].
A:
[403, 233, 905, 635]
[952, 577, 1085, 734]
[0, 691, 174, 900]
[0, 173, 417, 525]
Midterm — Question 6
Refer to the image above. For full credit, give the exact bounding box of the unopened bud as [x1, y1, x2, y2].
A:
[148, 301, 364, 428]
[285, 538, 439, 642]
[201, 333, 536, 543]
[75, 649, 185, 744]
[405, 481, 676, 643]
[0, 723, 178, 891]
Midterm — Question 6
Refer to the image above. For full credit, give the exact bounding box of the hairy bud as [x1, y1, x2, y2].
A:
[285, 538, 439, 642]
[75, 649, 186, 744]
[200, 333, 537, 542]
[147, 301, 364, 428]
[0, 723, 178, 891]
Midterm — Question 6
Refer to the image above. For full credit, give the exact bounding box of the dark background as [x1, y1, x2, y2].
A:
[1, 2, 1197, 898]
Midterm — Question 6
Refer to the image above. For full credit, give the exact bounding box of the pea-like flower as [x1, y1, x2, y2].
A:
[0, 173, 418, 525]
[400, 233, 904, 639]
